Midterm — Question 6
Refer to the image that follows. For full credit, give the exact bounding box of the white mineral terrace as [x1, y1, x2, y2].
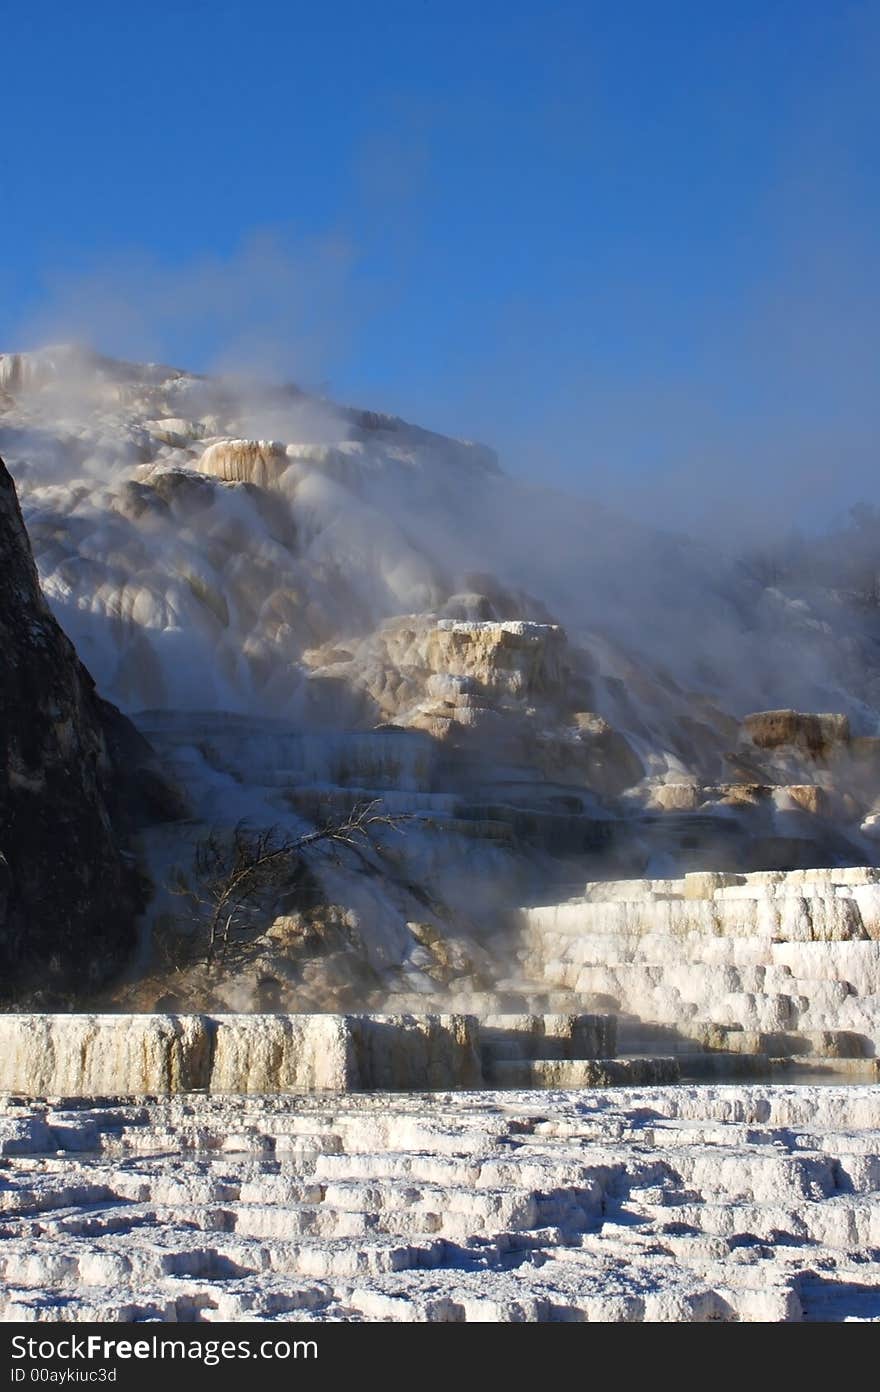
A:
[3, 865, 880, 1323]
[0, 1087, 878, 1322]
[514, 867, 880, 1071]
[0, 1012, 644, 1097]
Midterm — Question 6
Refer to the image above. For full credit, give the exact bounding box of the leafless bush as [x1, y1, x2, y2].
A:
[170, 800, 407, 966]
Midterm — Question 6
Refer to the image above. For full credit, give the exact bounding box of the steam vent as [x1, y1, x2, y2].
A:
[2, 349, 880, 1321]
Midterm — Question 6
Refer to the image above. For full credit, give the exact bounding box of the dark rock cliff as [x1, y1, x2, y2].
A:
[0, 455, 172, 1002]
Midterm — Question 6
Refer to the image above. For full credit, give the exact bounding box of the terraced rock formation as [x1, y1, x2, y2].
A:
[0, 1011, 672, 1097]
[512, 867, 880, 1078]
[6, 347, 880, 1013]
[0, 1086, 877, 1322]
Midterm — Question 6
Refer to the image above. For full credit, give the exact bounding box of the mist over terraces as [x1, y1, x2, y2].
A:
[3, 344, 880, 1013]
[3, 345, 880, 1325]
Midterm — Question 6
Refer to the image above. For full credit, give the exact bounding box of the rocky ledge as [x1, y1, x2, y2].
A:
[0, 1011, 632, 1095]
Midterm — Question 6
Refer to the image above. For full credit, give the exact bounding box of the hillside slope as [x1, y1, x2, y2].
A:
[2, 345, 880, 1009]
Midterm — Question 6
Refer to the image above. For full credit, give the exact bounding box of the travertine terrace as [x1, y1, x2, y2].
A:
[513, 866, 880, 1075]
[3, 350, 880, 1325]
[7, 347, 880, 1016]
[0, 1011, 650, 1097]
[0, 1087, 878, 1322]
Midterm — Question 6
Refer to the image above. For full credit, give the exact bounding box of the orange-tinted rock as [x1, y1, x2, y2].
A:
[743, 710, 850, 757]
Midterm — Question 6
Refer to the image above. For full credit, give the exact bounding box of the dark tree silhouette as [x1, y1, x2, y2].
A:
[171, 800, 407, 966]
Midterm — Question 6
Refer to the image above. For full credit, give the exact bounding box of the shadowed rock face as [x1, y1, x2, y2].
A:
[0, 455, 149, 1000]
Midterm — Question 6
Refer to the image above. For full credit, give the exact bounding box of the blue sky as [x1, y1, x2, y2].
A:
[2, 2, 878, 519]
